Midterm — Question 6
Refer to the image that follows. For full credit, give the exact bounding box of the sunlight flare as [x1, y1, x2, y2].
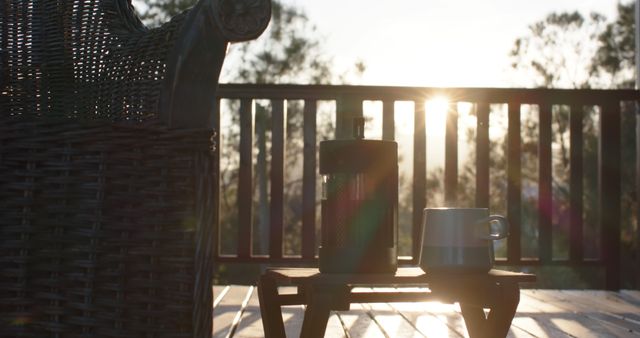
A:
[425, 96, 450, 137]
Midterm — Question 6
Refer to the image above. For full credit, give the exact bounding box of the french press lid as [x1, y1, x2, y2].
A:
[319, 118, 397, 174]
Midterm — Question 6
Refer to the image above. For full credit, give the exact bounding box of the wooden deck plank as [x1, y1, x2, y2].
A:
[354, 287, 427, 337]
[511, 317, 572, 338]
[213, 285, 228, 297]
[390, 301, 466, 337]
[544, 318, 607, 338]
[269, 286, 347, 337]
[622, 290, 640, 301]
[228, 286, 255, 338]
[371, 287, 466, 337]
[232, 287, 349, 338]
[214, 285, 231, 308]
[449, 305, 534, 338]
[362, 302, 426, 337]
[520, 291, 628, 338]
[532, 290, 640, 331]
[233, 286, 263, 338]
[525, 290, 639, 337]
[213, 285, 253, 338]
[387, 285, 533, 338]
[338, 303, 388, 338]
[509, 296, 576, 337]
[620, 290, 640, 307]
[519, 291, 567, 313]
[326, 312, 349, 338]
[281, 305, 306, 337]
[272, 286, 306, 337]
[517, 292, 595, 337]
[513, 319, 571, 338]
[507, 325, 540, 338]
[218, 286, 640, 337]
[559, 290, 640, 313]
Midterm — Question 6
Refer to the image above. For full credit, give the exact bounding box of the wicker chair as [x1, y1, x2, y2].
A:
[0, 0, 270, 336]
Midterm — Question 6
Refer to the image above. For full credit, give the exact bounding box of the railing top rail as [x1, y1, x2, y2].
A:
[217, 83, 640, 104]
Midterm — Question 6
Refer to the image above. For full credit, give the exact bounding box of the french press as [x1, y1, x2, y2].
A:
[319, 117, 398, 273]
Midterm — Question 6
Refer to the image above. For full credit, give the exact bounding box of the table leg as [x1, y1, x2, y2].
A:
[460, 304, 488, 338]
[460, 282, 520, 338]
[258, 274, 287, 338]
[300, 286, 333, 338]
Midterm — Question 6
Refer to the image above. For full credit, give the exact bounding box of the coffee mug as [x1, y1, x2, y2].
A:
[419, 208, 508, 272]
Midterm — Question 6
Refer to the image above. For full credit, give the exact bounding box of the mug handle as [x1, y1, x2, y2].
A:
[476, 215, 509, 240]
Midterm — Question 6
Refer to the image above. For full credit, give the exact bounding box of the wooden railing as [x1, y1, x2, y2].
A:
[214, 84, 640, 290]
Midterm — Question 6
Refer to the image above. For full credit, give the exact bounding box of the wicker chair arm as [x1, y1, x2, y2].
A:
[211, 0, 272, 42]
[112, 0, 271, 41]
[157, 0, 271, 129]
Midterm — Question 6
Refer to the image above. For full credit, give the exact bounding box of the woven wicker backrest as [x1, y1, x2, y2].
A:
[1, 0, 173, 121]
[0, 0, 271, 126]
[0, 0, 270, 336]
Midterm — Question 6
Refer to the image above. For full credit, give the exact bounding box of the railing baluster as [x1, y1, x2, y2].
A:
[445, 102, 458, 205]
[413, 100, 427, 263]
[238, 99, 254, 259]
[269, 99, 286, 259]
[600, 101, 621, 290]
[476, 102, 490, 208]
[382, 100, 395, 141]
[302, 99, 317, 259]
[507, 102, 522, 263]
[538, 103, 553, 263]
[213, 99, 221, 259]
[570, 104, 584, 263]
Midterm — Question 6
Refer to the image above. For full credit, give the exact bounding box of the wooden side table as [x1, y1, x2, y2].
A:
[257, 267, 535, 338]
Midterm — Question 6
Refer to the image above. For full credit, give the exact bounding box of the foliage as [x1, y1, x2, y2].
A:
[597, 5, 640, 280]
[214, 0, 337, 255]
[223, 2, 332, 84]
[136, 0, 193, 26]
[426, 4, 638, 287]
[591, 2, 636, 89]
[503, 4, 636, 285]
[509, 11, 606, 88]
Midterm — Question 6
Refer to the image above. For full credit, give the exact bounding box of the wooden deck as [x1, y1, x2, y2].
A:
[212, 285, 640, 338]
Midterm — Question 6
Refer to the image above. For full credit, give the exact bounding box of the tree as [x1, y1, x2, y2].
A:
[591, 2, 639, 288]
[507, 12, 603, 263]
[591, 2, 636, 89]
[501, 4, 636, 286]
[509, 11, 606, 89]
[218, 1, 336, 256]
[422, 4, 637, 286]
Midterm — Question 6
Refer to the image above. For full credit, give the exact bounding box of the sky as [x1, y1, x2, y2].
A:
[279, 0, 624, 87]
[198, 0, 630, 172]
[266, 1, 628, 173]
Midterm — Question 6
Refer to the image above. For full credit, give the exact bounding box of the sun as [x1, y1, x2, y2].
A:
[388, 96, 452, 143]
[366, 96, 463, 143]
[392, 96, 451, 137]
[424, 96, 450, 137]
[380, 95, 483, 174]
